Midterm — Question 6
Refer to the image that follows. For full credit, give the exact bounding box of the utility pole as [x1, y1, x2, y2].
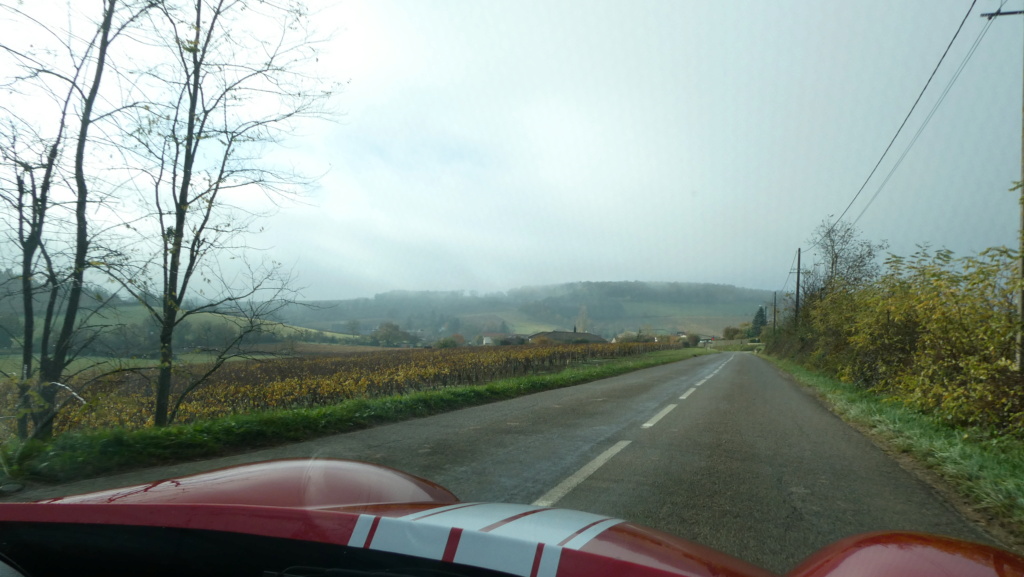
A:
[795, 248, 801, 326]
[773, 291, 777, 335]
[981, 7, 1024, 370]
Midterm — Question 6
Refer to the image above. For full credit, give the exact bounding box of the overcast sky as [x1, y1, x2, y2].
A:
[259, 0, 1023, 300]
[15, 1, 1018, 302]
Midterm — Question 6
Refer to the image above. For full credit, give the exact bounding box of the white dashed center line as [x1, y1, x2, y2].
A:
[532, 355, 736, 508]
[641, 404, 677, 428]
[532, 440, 632, 507]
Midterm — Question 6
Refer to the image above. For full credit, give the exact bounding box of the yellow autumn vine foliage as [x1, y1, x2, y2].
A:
[22, 342, 674, 434]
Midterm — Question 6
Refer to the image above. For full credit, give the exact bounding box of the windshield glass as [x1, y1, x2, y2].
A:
[0, 1, 1022, 575]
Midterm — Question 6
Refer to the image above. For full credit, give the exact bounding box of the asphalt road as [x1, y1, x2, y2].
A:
[4, 352, 998, 572]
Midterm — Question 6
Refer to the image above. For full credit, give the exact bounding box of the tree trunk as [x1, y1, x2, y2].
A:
[151, 0, 202, 427]
[18, 240, 35, 439]
[33, 358, 59, 439]
[32, 0, 117, 440]
[154, 311, 175, 427]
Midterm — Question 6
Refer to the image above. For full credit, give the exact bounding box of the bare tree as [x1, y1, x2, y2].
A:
[806, 219, 888, 297]
[0, 0, 158, 439]
[106, 0, 335, 426]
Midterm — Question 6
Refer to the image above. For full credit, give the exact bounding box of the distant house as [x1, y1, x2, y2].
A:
[528, 331, 608, 344]
[479, 332, 526, 346]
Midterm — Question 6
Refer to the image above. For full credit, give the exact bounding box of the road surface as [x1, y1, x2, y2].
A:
[4, 352, 998, 572]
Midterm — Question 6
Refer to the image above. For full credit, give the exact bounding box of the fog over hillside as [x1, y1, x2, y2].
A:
[275, 281, 774, 340]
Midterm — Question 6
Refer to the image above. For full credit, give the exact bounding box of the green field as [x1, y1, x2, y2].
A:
[1, 302, 359, 379]
[0, 351, 269, 378]
[617, 302, 757, 337]
[8, 303, 355, 342]
[435, 304, 751, 340]
[0, 354, 152, 378]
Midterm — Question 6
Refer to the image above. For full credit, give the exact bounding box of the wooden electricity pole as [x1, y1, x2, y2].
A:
[795, 248, 802, 326]
[773, 291, 778, 335]
[981, 7, 1024, 370]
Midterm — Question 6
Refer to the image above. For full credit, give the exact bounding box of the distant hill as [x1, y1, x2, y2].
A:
[275, 281, 774, 341]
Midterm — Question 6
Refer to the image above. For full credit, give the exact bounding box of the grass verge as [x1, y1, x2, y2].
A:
[763, 355, 1024, 547]
[4, 348, 714, 484]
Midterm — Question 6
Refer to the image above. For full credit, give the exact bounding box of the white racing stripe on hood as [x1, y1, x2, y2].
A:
[403, 502, 545, 530]
[400, 502, 480, 521]
[454, 530, 541, 576]
[366, 516, 451, 560]
[536, 544, 562, 577]
[350, 504, 623, 577]
[401, 503, 623, 543]
[484, 507, 620, 547]
[559, 517, 624, 550]
[347, 514, 377, 548]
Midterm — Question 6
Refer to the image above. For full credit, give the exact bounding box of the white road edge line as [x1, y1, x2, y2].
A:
[679, 387, 696, 400]
[641, 404, 677, 428]
[532, 440, 632, 507]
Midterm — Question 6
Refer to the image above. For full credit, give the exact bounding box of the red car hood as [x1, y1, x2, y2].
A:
[2, 459, 1020, 577]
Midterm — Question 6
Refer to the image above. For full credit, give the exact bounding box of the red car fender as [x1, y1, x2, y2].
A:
[788, 531, 1024, 577]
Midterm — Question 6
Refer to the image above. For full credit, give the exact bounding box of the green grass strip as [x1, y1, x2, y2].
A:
[5, 348, 713, 483]
[763, 355, 1024, 541]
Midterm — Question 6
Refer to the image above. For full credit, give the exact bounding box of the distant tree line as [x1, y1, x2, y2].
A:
[722, 306, 768, 341]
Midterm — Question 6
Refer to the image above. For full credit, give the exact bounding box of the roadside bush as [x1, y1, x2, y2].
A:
[773, 246, 1024, 437]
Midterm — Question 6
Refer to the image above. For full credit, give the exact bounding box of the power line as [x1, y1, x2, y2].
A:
[780, 248, 799, 295]
[830, 0, 979, 229]
[853, 3, 999, 225]
[783, 1, 991, 305]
